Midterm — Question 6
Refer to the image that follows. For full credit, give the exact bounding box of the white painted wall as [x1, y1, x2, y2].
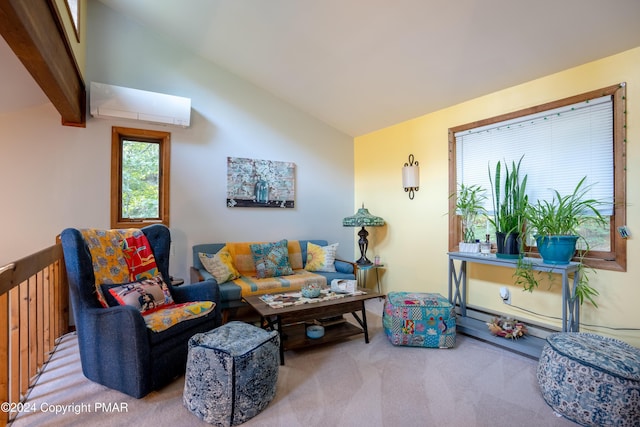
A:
[0, 103, 109, 264]
[0, 1, 355, 282]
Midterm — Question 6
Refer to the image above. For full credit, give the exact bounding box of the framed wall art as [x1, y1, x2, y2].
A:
[227, 157, 295, 208]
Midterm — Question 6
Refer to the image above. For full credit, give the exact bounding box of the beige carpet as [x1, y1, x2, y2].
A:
[12, 299, 575, 427]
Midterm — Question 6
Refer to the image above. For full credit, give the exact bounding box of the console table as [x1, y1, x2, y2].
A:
[448, 252, 581, 358]
[448, 252, 581, 331]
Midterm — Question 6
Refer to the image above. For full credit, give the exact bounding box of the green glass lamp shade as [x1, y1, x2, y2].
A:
[343, 205, 384, 265]
[342, 206, 385, 227]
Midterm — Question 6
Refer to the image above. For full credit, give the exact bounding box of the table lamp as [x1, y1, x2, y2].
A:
[343, 204, 385, 265]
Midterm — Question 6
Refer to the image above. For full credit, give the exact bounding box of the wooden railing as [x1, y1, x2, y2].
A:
[0, 243, 69, 426]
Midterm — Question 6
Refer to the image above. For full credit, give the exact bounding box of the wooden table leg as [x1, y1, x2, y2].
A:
[361, 302, 369, 343]
[350, 301, 370, 344]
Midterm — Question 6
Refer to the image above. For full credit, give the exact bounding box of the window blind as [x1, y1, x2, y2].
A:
[455, 95, 613, 215]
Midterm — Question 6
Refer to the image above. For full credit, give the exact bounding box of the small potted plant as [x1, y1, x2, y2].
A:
[451, 183, 487, 252]
[516, 176, 606, 306]
[527, 177, 605, 263]
[488, 156, 528, 258]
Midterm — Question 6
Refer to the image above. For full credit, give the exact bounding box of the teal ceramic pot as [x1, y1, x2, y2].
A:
[536, 235, 579, 265]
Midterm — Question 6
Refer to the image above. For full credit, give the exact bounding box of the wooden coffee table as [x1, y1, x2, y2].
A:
[244, 289, 382, 365]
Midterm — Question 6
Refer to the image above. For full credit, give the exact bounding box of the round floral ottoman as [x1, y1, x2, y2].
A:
[537, 332, 640, 426]
[183, 321, 280, 426]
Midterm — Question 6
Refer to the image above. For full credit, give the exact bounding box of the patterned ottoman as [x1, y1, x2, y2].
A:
[383, 292, 456, 348]
[183, 321, 280, 426]
[537, 332, 640, 427]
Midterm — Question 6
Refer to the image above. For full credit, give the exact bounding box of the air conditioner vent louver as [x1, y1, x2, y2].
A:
[90, 82, 191, 128]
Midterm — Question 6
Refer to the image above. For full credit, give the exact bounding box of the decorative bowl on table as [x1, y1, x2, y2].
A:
[306, 325, 325, 339]
[301, 283, 321, 298]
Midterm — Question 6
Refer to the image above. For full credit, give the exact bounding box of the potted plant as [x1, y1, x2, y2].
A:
[451, 183, 487, 252]
[516, 176, 606, 306]
[487, 156, 528, 258]
[526, 176, 606, 263]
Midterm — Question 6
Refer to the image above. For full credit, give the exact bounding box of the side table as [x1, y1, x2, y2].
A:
[356, 264, 384, 294]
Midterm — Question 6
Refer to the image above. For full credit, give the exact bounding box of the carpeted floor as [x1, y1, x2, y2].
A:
[11, 299, 575, 427]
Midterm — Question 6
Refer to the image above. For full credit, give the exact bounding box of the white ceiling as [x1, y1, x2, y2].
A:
[3, 0, 640, 136]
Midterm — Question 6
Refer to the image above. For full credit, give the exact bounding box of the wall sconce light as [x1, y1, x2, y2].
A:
[402, 154, 419, 199]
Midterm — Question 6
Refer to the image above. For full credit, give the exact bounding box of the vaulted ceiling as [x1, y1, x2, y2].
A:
[2, 0, 640, 136]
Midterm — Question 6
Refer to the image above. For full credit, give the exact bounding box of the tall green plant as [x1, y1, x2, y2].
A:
[487, 156, 528, 235]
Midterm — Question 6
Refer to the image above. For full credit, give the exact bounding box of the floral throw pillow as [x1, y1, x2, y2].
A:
[199, 246, 240, 284]
[106, 276, 174, 314]
[305, 242, 338, 272]
[250, 239, 294, 278]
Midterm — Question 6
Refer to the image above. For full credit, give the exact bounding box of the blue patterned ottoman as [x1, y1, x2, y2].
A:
[183, 321, 280, 426]
[537, 332, 640, 427]
[383, 292, 456, 348]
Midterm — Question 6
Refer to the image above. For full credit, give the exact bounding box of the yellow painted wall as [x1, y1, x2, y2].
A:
[355, 46, 640, 347]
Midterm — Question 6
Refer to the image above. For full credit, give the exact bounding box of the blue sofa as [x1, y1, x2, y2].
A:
[191, 240, 356, 311]
[61, 224, 221, 398]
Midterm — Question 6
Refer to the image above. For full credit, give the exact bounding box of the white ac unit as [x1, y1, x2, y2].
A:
[90, 82, 191, 127]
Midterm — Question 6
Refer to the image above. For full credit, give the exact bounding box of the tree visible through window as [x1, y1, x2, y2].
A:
[111, 127, 170, 228]
[121, 140, 160, 219]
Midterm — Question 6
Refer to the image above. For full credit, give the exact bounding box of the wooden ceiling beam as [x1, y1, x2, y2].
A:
[0, 0, 85, 126]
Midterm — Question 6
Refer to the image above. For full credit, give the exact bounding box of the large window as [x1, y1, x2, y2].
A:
[111, 127, 171, 228]
[448, 84, 626, 271]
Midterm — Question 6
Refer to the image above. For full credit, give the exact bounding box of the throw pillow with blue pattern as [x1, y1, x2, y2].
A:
[250, 239, 294, 278]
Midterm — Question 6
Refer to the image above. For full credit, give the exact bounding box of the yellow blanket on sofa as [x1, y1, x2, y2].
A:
[226, 240, 325, 296]
[232, 269, 327, 297]
[226, 240, 304, 273]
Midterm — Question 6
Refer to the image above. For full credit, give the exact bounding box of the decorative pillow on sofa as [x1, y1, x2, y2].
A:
[250, 239, 294, 279]
[105, 276, 174, 314]
[199, 247, 240, 284]
[305, 242, 338, 272]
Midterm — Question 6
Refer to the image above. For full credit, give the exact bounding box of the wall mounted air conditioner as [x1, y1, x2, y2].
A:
[90, 82, 191, 127]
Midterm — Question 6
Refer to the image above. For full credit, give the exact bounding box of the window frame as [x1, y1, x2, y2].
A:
[62, 0, 80, 42]
[111, 126, 171, 229]
[448, 83, 627, 272]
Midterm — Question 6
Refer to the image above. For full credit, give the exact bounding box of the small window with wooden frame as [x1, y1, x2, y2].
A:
[111, 127, 170, 229]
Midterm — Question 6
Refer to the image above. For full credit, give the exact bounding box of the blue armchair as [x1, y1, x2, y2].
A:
[61, 224, 221, 398]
